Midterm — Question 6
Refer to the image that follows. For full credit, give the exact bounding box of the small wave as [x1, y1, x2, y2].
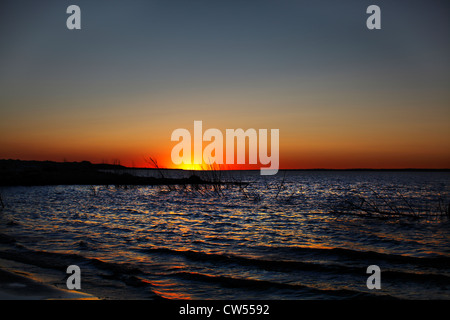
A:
[0, 247, 142, 276]
[172, 271, 395, 299]
[140, 247, 352, 273]
[381, 269, 450, 284]
[141, 246, 450, 285]
[0, 245, 164, 300]
[257, 246, 450, 269]
[0, 233, 16, 244]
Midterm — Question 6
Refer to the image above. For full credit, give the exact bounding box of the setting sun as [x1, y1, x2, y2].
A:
[177, 163, 204, 171]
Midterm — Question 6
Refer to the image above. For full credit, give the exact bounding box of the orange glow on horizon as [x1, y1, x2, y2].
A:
[1, 119, 449, 170]
[3, 150, 449, 170]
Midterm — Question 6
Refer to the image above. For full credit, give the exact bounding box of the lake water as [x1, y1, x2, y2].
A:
[0, 170, 449, 299]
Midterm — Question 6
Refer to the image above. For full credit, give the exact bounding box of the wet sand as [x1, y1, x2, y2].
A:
[0, 263, 97, 300]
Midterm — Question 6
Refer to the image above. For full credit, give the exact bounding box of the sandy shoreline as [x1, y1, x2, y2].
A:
[0, 260, 97, 300]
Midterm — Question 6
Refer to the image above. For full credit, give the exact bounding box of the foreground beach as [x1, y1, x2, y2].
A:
[0, 261, 97, 300]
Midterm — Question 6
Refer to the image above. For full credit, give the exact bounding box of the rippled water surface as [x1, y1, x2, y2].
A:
[0, 171, 449, 299]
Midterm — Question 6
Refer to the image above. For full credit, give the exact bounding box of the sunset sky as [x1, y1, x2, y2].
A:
[1, 0, 449, 169]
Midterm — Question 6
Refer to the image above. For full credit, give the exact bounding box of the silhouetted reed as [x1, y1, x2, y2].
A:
[201, 161, 227, 197]
[333, 186, 449, 219]
[0, 192, 4, 209]
[145, 157, 166, 179]
[89, 185, 98, 196]
[231, 172, 298, 204]
[436, 194, 450, 217]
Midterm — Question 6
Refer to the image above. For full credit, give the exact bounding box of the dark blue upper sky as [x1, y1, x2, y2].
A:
[0, 0, 449, 168]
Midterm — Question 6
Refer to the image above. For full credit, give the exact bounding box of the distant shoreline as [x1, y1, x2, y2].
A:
[0, 159, 201, 187]
[1, 159, 448, 172]
[0, 159, 243, 187]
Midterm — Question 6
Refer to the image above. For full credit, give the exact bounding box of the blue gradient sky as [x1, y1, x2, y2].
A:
[1, 0, 449, 168]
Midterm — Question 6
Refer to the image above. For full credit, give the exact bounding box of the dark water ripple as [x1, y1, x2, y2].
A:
[0, 171, 449, 299]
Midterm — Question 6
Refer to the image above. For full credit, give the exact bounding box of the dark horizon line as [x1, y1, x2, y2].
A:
[160, 168, 450, 172]
[1, 159, 449, 172]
